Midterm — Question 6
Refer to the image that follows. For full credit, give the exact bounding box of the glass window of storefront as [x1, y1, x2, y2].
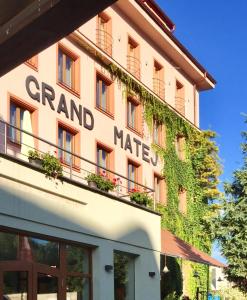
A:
[0, 230, 92, 300]
[114, 251, 135, 300]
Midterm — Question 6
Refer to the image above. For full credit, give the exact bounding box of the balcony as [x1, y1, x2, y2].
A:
[153, 78, 165, 100]
[0, 121, 155, 210]
[96, 29, 113, 56]
[127, 55, 141, 79]
[175, 96, 185, 116]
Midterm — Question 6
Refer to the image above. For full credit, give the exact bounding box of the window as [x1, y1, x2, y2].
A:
[66, 244, 91, 300]
[154, 174, 167, 204]
[128, 160, 141, 191]
[9, 102, 25, 144]
[96, 143, 113, 176]
[9, 100, 36, 146]
[25, 55, 38, 70]
[127, 96, 142, 134]
[58, 124, 80, 167]
[153, 60, 164, 99]
[127, 37, 140, 79]
[0, 230, 92, 300]
[114, 251, 135, 300]
[178, 189, 187, 214]
[153, 118, 165, 147]
[175, 135, 186, 161]
[97, 13, 112, 55]
[96, 73, 113, 116]
[58, 44, 80, 94]
[175, 80, 185, 115]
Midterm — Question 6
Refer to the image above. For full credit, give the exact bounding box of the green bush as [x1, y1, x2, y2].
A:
[129, 190, 152, 207]
[41, 152, 63, 178]
[85, 172, 115, 192]
[28, 149, 41, 160]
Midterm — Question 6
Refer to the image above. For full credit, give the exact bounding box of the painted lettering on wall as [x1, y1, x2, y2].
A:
[26, 75, 94, 130]
[114, 126, 158, 166]
[25, 75, 157, 166]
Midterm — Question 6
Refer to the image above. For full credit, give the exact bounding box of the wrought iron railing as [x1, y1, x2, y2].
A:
[175, 96, 185, 116]
[0, 120, 155, 209]
[96, 29, 113, 56]
[153, 78, 165, 100]
[127, 55, 141, 79]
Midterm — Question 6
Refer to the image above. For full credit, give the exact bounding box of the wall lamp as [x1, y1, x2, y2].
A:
[149, 272, 156, 277]
[162, 255, 169, 274]
[105, 265, 113, 272]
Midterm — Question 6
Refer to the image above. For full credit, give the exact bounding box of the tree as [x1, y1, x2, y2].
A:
[215, 121, 247, 293]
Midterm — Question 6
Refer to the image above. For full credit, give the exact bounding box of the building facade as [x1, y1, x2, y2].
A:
[0, 1, 220, 299]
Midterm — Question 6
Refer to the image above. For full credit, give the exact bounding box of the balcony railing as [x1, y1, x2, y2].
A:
[96, 29, 113, 56]
[0, 120, 155, 209]
[127, 55, 141, 79]
[175, 96, 185, 116]
[153, 78, 165, 100]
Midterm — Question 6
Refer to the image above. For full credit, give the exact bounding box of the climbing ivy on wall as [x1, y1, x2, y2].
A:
[106, 63, 221, 299]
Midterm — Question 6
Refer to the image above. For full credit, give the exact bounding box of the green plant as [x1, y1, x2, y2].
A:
[85, 171, 115, 192]
[129, 190, 152, 207]
[41, 152, 63, 178]
[106, 63, 221, 298]
[70, 49, 222, 298]
[28, 149, 41, 160]
[213, 118, 247, 293]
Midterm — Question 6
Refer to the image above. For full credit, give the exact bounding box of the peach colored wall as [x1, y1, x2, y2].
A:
[0, 0, 204, 195]
[0, 41, 164, 194]
[79, 3, 199, 124]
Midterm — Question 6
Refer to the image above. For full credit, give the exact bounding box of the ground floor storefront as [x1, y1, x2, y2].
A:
[0, 156, 161, 300]
[0, 228, 142, 300]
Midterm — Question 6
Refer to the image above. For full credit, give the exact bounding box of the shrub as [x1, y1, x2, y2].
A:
[41, 152, 63, 178]
[28, 149, 41, 160]
[129, 189, 152, 207]
[85, 171, 115, 192]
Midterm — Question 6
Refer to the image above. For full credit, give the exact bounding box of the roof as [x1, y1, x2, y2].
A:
[161, 229, 226, 268]
[140, 0, 175, 31]
[135, 0, 216, 85]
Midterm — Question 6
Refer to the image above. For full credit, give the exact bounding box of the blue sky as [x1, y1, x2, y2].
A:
[156, 0, 247, 263]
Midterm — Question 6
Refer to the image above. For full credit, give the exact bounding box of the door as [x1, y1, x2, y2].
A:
[0, 261, 32, 300]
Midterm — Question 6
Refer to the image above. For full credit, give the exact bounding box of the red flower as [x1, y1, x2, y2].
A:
[100, 170, 107, 177]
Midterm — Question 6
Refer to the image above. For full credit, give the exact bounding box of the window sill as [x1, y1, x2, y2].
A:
[126, 125, 143, 138]
[95, 106, 114, 120]
[57, 81, 80, 98]
[7, 138, 22, 148]
[24, 61, 38, 72]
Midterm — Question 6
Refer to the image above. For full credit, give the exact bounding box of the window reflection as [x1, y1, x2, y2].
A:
[66, 277, 90, 300]
[66, 245, 89, 273]
[0, 230, 92, 299]
[0, 232, 18, 261]
[37, 273, 58, 300]
[114, 252, 135, 300]
[3, 271, 28, 300]
[28, 237, 59, 267]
